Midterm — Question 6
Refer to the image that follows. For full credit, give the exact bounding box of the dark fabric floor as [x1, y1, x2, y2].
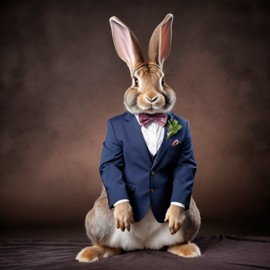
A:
[1, 235, 270, 270]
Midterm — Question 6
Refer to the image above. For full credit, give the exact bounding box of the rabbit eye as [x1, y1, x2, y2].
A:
[133, 77, 139, 87]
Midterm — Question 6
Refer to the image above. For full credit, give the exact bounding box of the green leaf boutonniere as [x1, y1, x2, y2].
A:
[167, 119, 182, 140]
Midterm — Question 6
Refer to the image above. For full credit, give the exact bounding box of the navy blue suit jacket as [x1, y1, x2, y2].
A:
[99, 112, 197, 223]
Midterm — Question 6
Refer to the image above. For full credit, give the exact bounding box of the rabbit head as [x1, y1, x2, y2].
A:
[110, 14, 176, 114]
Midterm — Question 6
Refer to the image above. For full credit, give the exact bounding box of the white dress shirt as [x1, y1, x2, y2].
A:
[114, 115, 185, 209]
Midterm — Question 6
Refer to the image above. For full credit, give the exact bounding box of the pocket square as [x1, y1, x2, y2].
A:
[171, 139, 181, 147]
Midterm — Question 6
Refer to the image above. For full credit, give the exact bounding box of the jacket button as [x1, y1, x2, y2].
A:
[150, 188, 155, 192]
[151, 171, 155, 176]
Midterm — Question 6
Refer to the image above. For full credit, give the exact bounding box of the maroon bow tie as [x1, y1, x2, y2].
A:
[138, 113, 167, 127]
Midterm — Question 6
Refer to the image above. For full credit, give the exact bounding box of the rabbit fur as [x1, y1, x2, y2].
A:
[76, 14, 201, 263]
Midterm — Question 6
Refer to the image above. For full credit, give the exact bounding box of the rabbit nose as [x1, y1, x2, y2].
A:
[146, 96, 158, 103]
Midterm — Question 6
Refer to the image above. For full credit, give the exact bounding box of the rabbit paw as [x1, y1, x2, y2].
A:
[114, 201, 134, 232]
[76, 246, 122, 263]
[167, 242, 201, 258]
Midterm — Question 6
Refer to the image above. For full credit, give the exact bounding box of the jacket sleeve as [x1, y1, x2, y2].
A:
[170, 121, 197, 209]
[99, 120, 129, 208]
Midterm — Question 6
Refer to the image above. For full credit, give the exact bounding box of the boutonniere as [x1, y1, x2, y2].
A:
[166, 119, 182, 140]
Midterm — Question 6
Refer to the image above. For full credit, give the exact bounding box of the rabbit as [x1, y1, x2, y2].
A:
[76, 13, 201, 263]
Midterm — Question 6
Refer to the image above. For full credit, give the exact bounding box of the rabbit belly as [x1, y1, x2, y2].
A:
[108, 208, 184, 251]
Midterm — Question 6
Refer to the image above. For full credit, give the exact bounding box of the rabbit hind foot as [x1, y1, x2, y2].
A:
[167, 242, 201, 258]
[76, 245, 122, 263]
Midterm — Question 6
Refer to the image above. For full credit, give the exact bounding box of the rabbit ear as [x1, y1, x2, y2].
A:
[148, 14, 173, 68]
[109, 16, 144, 74]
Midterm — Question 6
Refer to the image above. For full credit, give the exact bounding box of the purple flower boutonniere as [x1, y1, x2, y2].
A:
[166, 119, 182, 140]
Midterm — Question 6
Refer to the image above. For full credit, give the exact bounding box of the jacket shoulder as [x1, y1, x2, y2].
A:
[107, 112, 131, 125]
[169, 112, 189, 128]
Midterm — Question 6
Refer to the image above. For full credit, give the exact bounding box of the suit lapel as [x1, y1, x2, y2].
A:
[152, 127, 174, 168]
[152, 112, 175, 168]
[125, 113, 153, 166]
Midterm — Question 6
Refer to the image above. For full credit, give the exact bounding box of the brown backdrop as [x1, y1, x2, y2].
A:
[0, 0, 269, 229]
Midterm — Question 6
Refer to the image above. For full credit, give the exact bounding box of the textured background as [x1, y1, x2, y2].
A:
[0, 0, 269, 230]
